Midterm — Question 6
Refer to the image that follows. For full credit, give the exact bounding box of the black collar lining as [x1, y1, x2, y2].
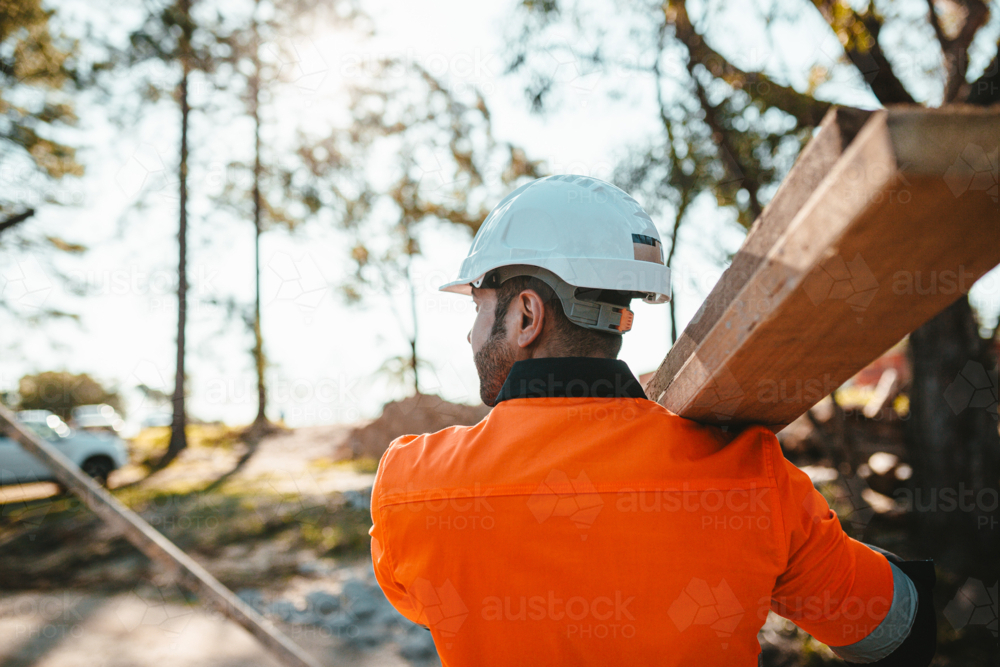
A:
[494, 357, 647, 404]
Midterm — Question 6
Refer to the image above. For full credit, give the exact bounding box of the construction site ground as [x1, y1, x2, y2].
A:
[0, 423, 440, 667]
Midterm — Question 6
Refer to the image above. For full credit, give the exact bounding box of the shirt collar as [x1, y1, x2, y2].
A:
[494, 357, 647, 404]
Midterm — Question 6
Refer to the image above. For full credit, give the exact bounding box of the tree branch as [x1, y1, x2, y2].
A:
[667, 0, 830, 128]
[926, 0, 950, 53]
[808, 0, 916, 104]
[966, 37, 1000, 105]
[927, 0, 990, 102]
[688, 69, 764, 220]
[653, 22, 698, 345]
[0, 208, 36, 236]
[665, 186, 691, 345]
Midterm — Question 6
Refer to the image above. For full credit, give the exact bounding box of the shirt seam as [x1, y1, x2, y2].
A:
[766, 429, 791, 569]
[374, 444, 405, 600]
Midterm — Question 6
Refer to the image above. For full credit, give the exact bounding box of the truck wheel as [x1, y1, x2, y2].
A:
[81, 456, 114, 486]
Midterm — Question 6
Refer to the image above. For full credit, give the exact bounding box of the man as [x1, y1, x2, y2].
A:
[369, 175, 935, 665]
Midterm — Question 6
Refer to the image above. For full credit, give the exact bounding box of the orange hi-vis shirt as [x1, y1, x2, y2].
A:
[370, 359, 896, 666]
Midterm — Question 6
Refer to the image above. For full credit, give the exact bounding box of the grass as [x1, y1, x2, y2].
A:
[129, 424, 245, 467]
[0, 448, 375, 590]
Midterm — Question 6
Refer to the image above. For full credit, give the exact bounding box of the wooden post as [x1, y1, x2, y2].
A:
[0, 404, 322, 667]
[648, 105, 1000, 429]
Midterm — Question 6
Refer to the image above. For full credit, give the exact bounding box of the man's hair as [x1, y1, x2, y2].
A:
[491, 275, 623, 358]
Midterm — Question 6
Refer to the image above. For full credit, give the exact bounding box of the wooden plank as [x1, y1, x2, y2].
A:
[0, 404, 322, 667]
[650, 105, 1000, 429]
[646, 106, 872, 401]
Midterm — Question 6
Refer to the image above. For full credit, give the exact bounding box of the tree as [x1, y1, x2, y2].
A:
[0, 0, 82, 226]
[506, 0, 999, 571]
[288, 61, 542, 395]
[1, 0, 89, 325]
[215, 0, 362, 436]
[18, 371, 123, 421]
[122, 0, 223, 466]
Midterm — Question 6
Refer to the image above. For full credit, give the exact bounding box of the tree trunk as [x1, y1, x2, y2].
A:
[164, 1, 192, 468]
[250, 10, 269, 429]
[903, 48, 1000, 574]
[409, 261, 420, 395]
[906, 296, 999, 573]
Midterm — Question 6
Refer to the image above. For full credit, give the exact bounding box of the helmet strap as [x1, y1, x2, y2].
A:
[479, 265, 634, 335]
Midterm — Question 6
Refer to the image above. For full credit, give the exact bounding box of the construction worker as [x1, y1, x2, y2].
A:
[369, 175, 935, 666]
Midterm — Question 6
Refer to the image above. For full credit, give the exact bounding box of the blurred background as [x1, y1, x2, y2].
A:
[1, 0, 998, 665]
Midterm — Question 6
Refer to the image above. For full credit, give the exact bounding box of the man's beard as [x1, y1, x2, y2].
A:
[473, 328, 516, 407]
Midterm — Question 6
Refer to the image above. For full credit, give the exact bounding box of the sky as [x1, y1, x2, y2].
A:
[4, 0, 999, 433]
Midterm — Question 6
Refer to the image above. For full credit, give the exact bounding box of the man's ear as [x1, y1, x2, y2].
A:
[513, 289, 546, 349]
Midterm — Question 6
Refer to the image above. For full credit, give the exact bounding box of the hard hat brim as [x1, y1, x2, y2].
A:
[438, 278, 474, 295]
[438, 261, 670, 303]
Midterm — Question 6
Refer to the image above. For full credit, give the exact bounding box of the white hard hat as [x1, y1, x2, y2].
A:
[439, 175, 670, 333]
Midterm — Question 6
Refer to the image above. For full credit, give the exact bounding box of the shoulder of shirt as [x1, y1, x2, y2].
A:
[372, 416, 491, 501]
[371, 403, 783, 505]
[385, 417, 490, 454]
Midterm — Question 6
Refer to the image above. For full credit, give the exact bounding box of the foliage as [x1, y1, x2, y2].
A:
[0, 0, 83, 222]
[505, 0, 999, 339]
[17, 370, 123, 420]
[0, 0, 94, 334]
[287, 61, 543, 392]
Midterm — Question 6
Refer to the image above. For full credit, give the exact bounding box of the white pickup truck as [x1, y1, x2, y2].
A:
[0, 410, 130, 486]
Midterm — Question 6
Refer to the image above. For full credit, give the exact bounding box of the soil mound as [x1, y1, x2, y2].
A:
[341, 394, 489, 460]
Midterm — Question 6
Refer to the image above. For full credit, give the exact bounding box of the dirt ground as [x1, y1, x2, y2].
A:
[0, 554, 437, 667]
[0, 589, 414, 667]
[0, 423, 438, 667]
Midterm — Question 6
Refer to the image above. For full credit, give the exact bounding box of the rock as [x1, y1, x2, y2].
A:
[349, 595, 378, 620]
[305, 590, 341, 618]
[341, 578, 371, 600]
[398, 627, 437, 660]
[320, 612, 356, 636]
[373, 603, 407, 628]
[344, 624, 383, 649]
[342, 579, 379, 620]
[266, 600, 305, 624]
[343, 488, 371, 511]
